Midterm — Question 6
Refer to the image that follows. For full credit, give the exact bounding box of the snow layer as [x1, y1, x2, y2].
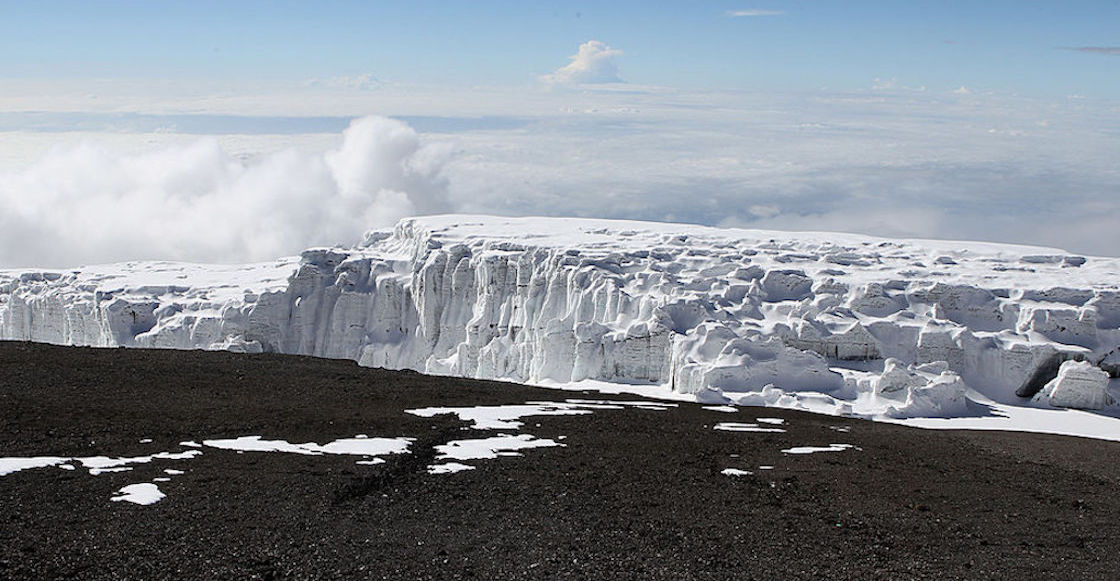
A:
[3, 214, 1120, 429]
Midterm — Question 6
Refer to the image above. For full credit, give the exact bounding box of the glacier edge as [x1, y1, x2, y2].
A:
[3, 215, 1120, 422]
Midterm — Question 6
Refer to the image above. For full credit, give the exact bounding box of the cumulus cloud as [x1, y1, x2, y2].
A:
[541, 41, 623, 85]
[1060, 46, 1120, 55]
[727, 9, 784, 17]
[0, 116, 451, 267]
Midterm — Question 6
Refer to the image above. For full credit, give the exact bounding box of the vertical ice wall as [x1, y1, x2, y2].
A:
[2, 215, 1119, 417]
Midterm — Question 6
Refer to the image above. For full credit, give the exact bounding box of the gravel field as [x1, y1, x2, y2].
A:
[2, 341, 1119, 580]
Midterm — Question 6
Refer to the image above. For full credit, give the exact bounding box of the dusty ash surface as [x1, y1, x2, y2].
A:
[1, 341, 1119, 580]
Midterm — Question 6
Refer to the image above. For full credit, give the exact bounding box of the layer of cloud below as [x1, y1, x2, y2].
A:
[1, 88, 1118, 267]
[0, 117, 451, 267]
[440, 92, 1119, 258]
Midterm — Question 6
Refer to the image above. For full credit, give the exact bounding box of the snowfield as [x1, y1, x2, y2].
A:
[3, 215, 1119, 438]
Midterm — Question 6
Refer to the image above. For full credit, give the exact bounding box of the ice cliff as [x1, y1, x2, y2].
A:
[2, 215, 1119, 419]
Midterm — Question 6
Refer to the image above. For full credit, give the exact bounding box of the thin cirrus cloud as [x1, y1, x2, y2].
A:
[1060, 46, 1120, 55]
[727, 9, 785, 17]
[540, 40, 624, 85]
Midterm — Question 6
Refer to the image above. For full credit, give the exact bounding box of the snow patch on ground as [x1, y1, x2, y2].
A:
[407, 403, 593, 430]
[1, 451, 201, 477]
[782, 444, 856, 454]
[79, 451, 202, 475]
[201, 436, 413, 460]
[407, 399, 673, 430]
[434, 435, 565, 461]
[110, 483, 166, 506]
[428, 462, 476, 474]
[0, 457, 69, 476]
[713, 422, 786, 433]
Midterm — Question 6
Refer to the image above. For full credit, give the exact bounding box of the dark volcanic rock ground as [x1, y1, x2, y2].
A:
[2, 341, 1120, 580]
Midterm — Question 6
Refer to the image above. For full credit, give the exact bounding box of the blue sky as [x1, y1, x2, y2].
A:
[1, 1, 1118, 96]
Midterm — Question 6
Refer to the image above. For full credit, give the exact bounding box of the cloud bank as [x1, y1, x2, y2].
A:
[1, 87, 1118, 267]
[439, 91, 1120, 258]
[0, 117, 450, 267]
[541, 41, 623, 85]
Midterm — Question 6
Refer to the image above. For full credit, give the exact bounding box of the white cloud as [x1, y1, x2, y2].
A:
[727, 9, 784, 17]
[0, 117, 451, 267]
[2, 87, 1119, 266]
[304, 73, 381, 90]
[871, 77, 897, 90]
[872, 77, 926, 92]
[439, 91, 1120, 258]
[541, 41, 623, 85]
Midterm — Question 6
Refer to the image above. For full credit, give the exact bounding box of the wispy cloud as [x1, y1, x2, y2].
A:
[1060, 46, 1120, 55]
[727, 9, 784, 17]
[303, 73, 381, 90]
[871, 77, 926, 92]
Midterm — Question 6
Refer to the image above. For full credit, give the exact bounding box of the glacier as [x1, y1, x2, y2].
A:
[2, 215, 1119, 426]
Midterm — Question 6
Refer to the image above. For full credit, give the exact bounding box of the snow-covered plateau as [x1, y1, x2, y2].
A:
[3, 215, 1120, 438]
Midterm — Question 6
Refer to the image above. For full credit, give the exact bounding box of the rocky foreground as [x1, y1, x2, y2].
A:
[2, 341, 1119, 580]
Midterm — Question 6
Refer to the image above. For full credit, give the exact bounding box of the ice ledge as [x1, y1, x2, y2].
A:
[2, 215, 1119, 424]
